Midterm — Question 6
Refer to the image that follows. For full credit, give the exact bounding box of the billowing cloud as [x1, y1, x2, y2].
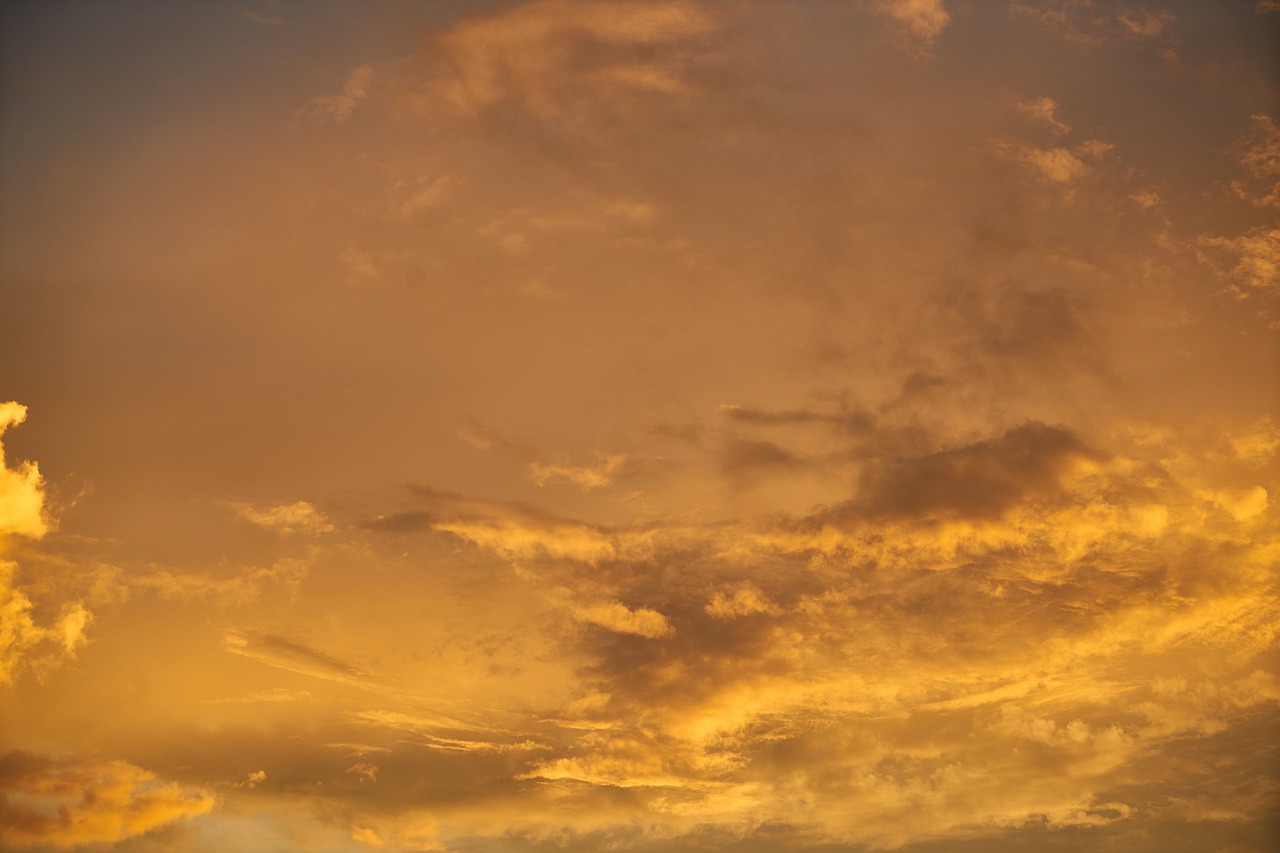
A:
[0, 405, 87, 685]
[0, 752, 215, 849]
[0, 403, 46, 541]
[0, 562, 92, 685]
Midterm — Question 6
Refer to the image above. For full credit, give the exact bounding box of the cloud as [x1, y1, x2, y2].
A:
[227, 500, 334, 534]
[0, 405, 87, 685]
[298, 65, 374, 123]
[875, 0, 951, 47]
[572, 600, 674, 638]
[458, 417, 661, 491]
[1231, 418, 1280, 466]
[840, 421, 1098, 522]
[346, 762, 378, 783]
[0, 562, 92, 685]
[243, 10, 285, 27]
[995, 135, 1113, 187]
[222, 630, 366, 684]
[0, 752, 215, 849]
[1233, 114, 1280, 209]
[130, 555, 310, 604]
[529, 453, 629, 490]
[208, 688, 314, 705]
[705, 583, 777, 619]
[232, 770, 266, 789]
[0, 403, 47, 541]
[1197, 228, 1280, 297]
[1016, 95, 1071, 135]
[405, 0, 714, 126]
[1010, 1, 1178, 53]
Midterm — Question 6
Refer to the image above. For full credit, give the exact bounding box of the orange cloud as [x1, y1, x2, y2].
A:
[0, 752, 215, 849]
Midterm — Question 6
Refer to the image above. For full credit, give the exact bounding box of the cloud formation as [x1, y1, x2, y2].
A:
[0, 752, 215, 849]
[0, 403, 46, 541]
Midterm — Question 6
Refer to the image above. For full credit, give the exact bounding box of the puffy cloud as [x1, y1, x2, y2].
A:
[0, 562, 89, 685]
[0, 406, 87, 685]
[0, 403, 46, 541]
[0, 752, 215, 849]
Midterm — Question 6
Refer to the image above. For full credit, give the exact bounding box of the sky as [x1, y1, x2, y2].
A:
[0, 0, 1278, 850]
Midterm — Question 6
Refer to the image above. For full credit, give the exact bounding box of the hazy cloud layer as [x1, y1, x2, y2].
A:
[0, 1, 1276, 851]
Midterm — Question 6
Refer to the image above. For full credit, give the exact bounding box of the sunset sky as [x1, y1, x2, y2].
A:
[1, 1, 1278, 850]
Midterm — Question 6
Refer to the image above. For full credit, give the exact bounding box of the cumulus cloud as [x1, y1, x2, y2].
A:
[0, 405, 88, 685]
[0, 752, 215, 849]
[0, 562, 92, 685]
[0, 403, 47, 540]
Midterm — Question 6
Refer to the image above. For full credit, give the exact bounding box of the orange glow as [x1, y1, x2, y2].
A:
[1, 2, 1277, 851]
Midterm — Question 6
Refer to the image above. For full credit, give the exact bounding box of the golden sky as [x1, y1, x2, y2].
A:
[1, 1, 1278, 851]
